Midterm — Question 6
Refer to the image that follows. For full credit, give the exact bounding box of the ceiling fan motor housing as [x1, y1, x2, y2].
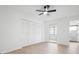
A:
[44, 5, 50, 9]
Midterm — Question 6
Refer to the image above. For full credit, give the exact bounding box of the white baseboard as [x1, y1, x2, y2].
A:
[1, 40, 44, 54]
[0, 46, 22, 54]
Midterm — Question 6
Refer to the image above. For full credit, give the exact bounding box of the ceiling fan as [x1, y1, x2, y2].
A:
[36, 5, 56, 15]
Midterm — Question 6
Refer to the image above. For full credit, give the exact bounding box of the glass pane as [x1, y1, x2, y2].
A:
[49, 26, 57, 35]
[69, 26, 77, 31]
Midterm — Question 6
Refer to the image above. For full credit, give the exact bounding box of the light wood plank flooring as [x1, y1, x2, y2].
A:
[7, 42, 79, 54]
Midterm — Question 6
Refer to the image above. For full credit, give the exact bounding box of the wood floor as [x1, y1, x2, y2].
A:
[8, 42, 79, 54]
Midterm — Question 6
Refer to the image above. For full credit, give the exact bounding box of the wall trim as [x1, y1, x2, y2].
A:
[1, 40, 44, 54]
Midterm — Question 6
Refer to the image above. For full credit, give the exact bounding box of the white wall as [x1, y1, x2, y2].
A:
[56, 20, 69, 45]
[45, 19, 69, 45]
[0, 6, 44, 53]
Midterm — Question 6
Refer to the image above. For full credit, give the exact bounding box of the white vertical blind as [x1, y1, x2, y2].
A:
[22, 20, 42, 43]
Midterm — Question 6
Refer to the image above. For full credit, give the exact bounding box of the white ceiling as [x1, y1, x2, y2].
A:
[8, 5, 79, 21]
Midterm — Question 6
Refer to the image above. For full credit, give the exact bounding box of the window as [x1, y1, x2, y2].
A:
[49, 26, 57, 35]
[69, 25, 77, 32]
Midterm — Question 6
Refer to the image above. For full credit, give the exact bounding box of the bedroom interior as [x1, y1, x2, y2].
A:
[0, 5, 79, 54]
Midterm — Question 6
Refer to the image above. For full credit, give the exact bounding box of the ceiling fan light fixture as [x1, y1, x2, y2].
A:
[44, 12, 48, 15]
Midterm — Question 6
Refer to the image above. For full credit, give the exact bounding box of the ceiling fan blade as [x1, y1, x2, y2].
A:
[47, 9, 56, 12]
[36, 10, 44, 12]
[39, 13, 44, 15]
